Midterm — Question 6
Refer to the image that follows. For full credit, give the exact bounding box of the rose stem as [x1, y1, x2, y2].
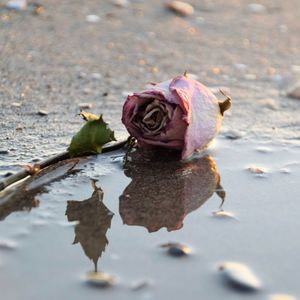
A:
[0, 139, 128, 192]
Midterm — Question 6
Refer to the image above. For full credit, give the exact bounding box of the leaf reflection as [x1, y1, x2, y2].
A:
[120, 149, 225, 232]
[0, 160, 79, 221]
[66, 180, 113, 272]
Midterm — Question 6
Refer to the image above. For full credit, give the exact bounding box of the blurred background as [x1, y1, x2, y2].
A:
[0, 0, 300, 172]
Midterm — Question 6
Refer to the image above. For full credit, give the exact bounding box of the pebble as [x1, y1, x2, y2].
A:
[77, 72, 87, 79]
[255, 146, 273, 153]
[166, 1, 194, 16]
[86, 271, 115, 288]
[0, 149, 9, 155]
[37, 110, 49, 116]
[79, 103, 93, 109]
[247, 3, 266, 13]
[0, 239, 18, 250]
[86, 15, 101, 23]
[6, 0, 27, 10]
[91, 73, 102, 80]
[112, 0, 129, 7]
[269, 294, 297, 300]
[224, 130, 245, 140]
[11, 102, 21, 107]
[287, 84, 300, 100]
[212, 210, 235, 219]
[160, 242, 192, 257]
[247, 166, 266, 175]
[218, 261, 261, 291]
[279, 168, 290, 174]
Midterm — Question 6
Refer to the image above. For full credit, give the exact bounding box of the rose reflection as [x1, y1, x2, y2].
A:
[119, 149, 225, 233]
[66, 180, 113, 272]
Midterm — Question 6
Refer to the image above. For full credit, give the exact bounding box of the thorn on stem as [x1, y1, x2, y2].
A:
[219, 89, 232, 116]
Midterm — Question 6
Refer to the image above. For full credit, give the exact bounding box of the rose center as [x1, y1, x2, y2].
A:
[133, 99, 174, 135]
[142, 108, 164, 129]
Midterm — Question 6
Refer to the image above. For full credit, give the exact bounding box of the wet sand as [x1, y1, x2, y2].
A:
[1, 0, 300, 299]
[0, 139, 300, 300]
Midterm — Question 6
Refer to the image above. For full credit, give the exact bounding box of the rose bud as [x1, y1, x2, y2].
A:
[122, 74, 231, 159]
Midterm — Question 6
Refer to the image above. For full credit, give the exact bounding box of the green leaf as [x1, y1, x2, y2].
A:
[68, 114, 116, 157]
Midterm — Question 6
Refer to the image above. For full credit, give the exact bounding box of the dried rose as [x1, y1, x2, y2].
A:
[122, 75, 231, 159]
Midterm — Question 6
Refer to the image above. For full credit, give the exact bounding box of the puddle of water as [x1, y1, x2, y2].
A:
[0, 139, 300, 300]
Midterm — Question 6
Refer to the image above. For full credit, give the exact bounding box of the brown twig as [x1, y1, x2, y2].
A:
[0, 139, 127, 192]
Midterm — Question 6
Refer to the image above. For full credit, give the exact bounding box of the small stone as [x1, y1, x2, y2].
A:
[79, 103, 93, 109]
[31, 3, 44, 15]
[0, 239, 18, 250]
[91, 73, 102, 80]
[11, 102, 21, 107]
[287, 84, 300, 100]
[86, 271, 115, 288]
[211, 67, 221, 75]
[247, 166, 266, 175]
[247, 3, 266, 13]
[37, 110, 49, 116]
[160, 242, 192, 257]
[166, 1, 194, 16]
[112, 0, 129, 7]
[6, 0, 27, 10]
[0, 149, 9, 155]
[212, 210, 235, 219]
[280, 168, 290, 174]
[269, 294, 296, 300]
[255, 147, 273, 153]
[77, 72, 87, 79]
[218, 261, 261, 290]
[4, 172, 13, 177]
[223, 130, 245, 140]
[86, 15, 101, 23]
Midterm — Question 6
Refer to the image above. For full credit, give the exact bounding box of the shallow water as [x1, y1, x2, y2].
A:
[0, 138, 300, 300]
